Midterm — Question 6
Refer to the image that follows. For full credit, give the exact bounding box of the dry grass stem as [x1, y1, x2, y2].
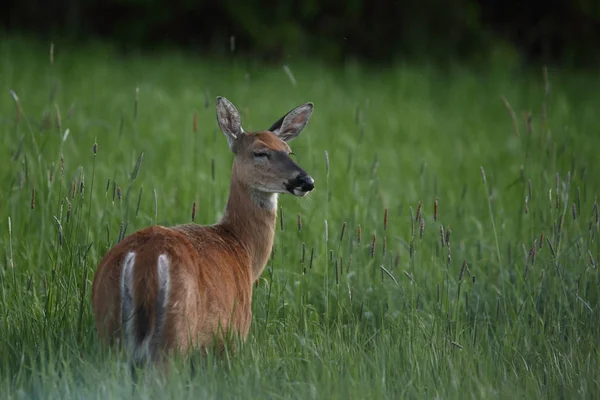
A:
[500, 95, 520, 137]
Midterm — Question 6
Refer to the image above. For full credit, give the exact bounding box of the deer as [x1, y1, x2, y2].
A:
[91, 96, 315, 367]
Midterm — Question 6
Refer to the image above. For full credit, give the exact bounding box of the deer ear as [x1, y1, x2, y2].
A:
[269, 103, 314, 142]
[216, 96, 243, 151]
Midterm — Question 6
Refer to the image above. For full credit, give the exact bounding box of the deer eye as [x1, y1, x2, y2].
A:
[253, 152, 270, 159]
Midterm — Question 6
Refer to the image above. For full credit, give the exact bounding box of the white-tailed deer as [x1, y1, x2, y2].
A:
[91, 97, 315, 366]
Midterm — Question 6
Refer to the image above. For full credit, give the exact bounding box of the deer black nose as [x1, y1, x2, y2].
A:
[298, 175, 315, 191]
[286, 174, 315, 196]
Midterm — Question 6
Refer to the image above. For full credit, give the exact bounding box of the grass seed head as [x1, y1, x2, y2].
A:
[370, 233, 376, 258]
[440, 225, 445, 248]
[529, 241, 537, 265]
[357, 225, 361, 245]
[340, 222, 346, 241]
[117, 186, 122, 203]
[66, 201, 72, 224]
[555, 173, 560, 209]
[132, 151, 144, 181]
[134, 87, 139, 120]
[30, 187, 35, 209]
[416, 200, 422, 222]
[192, 201, 197, 222]
[279, 207, 284, 231]
[297, 213, 302, 232]
[459, 260, 467, 281]
[419, 218, 424, 239]
[55, 104, 62, 131]
[383, 208, 388, 231]
[434, 197, 438, 222]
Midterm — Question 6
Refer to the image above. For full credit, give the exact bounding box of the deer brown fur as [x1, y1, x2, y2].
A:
[91, 97, 315, 365]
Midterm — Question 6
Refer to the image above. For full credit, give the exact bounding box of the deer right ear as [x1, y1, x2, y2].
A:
[216, 96, 243, 151]
[268, 102, 314, 142]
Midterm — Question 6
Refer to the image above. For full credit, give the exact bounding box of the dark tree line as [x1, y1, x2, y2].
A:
[2, 0, 600, 66]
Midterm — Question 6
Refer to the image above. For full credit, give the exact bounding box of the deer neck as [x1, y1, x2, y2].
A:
[219, 173, 278, 282]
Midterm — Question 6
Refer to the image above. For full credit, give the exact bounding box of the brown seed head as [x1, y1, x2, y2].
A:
[383, 208, 388, 231]
[192, 201, 197, 222]
[370, 233, 376, 258]
[297, 213, 302, 232]
[434, 197, 438, 222]
[30, 187, 35, 209]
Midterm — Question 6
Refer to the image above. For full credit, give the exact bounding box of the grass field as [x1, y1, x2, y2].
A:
[1, 36, 599, 399]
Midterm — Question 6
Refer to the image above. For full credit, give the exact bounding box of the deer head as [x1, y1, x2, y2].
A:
[216, 96, 315, 201]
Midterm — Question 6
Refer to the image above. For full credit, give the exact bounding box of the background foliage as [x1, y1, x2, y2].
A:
[2, 0, 600, 65]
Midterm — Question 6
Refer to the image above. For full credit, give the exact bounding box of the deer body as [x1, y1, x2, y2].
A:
[91, 97, 314, 365]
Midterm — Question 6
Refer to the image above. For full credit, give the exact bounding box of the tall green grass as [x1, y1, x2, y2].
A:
[1, 37, 599, 399]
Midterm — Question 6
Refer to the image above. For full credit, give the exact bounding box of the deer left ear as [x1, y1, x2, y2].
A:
[216, 96, 243, 152]
[268, 103, 314, 142]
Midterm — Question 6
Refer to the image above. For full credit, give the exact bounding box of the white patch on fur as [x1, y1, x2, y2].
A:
[120, 251, 136, 355]
[249, 189, 278, 210]
[293, 188, 310, 196]
[132, 254, 170, 363]
[157, 254, 170, 310]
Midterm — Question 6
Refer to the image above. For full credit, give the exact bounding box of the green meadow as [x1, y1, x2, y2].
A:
[1, 37, 599, 399]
